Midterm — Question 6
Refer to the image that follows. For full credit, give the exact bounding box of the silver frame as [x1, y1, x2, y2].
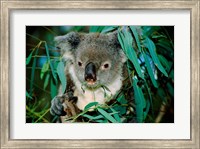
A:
[1, 1, 199, 148]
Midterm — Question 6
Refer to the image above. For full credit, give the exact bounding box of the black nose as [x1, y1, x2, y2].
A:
[85, 62, 96, 82]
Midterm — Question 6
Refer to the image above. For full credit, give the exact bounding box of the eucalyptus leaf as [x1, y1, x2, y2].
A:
[30, 48, 39, 93]
[50, 78, 57, 98]
[89, 26, 99, 32]
[57, 61, 67, 94]
[44, 42, 57, 83]
[130, 26, 142, 52]
[142, 26, 160, 37]
[97, 108, 117, 123]
[114, 105, 126, 115]
[117, 30, 125, 50]
[26, 91, 33, 99]
[101, 26, 117, 33]
[145, 38, 168, 77]
[84, 101, 99, 111]
[143, 52, 158, 88]
[158, 54, 171, 72]
[89, 26, 104, 33]
[97, 26, 105, 32]
[144, 81, 154, 112]
[95, 119, 108, 123]
[82, 114, 104, 120]
[157, 88, 167, 103]
[143, 99, 150, 120]
[43, 73, 50, 90]
[40, 61, 49, 79]
[111, 108, 121, 123]
[116, 94, 127, 104]
[121, 30, 144, 79]
[167, 82, 174, 97]
[26, 50, 34, 65]
[133, 77, 146, 123]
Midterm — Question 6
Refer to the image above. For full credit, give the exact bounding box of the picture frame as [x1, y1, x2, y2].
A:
[1, 0, 199, 148]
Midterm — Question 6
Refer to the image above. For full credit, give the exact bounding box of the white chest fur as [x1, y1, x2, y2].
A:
[69, 65, 123, 110]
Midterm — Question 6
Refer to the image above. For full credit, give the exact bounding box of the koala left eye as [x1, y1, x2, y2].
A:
[78, 61, 82, 67]
[101, 63, 110, 70]
[104, 64, 109, 68]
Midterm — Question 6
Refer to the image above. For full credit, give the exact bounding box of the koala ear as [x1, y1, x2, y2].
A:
[54, 32, 81, 61]
[108, 31, 121, 48]
[54, 32, 81, 52]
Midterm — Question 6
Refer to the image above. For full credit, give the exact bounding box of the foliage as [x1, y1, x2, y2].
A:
[26, 26, 174, 123]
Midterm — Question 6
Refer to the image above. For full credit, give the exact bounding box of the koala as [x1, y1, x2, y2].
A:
[50, 31, 127, 122]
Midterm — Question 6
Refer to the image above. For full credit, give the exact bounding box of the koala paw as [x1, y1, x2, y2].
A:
[50, 95, 66, 116]
[63, 97, 79, 117]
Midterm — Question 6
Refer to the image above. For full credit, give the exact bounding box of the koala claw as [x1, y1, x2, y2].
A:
[50, 95, 66, 116]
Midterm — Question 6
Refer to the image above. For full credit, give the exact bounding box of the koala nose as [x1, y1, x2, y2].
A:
[85, 62, 96, 83]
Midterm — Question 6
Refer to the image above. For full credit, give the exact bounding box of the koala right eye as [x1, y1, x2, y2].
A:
[78, 61, 82, 67]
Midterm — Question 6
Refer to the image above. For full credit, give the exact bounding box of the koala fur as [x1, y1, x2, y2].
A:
[50, 31, 127, 121]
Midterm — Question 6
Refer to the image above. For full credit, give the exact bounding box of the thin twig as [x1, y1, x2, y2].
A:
[35, 108, 50, 123]
[26, 106, 49, 123]
[155, 102, 167, 123]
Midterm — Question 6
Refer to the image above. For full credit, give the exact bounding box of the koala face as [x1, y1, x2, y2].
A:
[55, 31, 126, 89]
[73, 44, 120, 88]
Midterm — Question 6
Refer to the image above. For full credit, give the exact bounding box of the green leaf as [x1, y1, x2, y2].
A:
[117, 30, 125, 50]
[95, 119, 108, 123]
[130, 26, 142, 52]
[73, 26, 84, 32]
[50, 78, 57, 98]
[116, 94, 127, 104]
[152, 35, 167, 39]
[158, 54, 171, 72]
[26, 91, 33, 99]
[101, 85, 111, 92]
[144, 82, 154, 116]
[145, 38, 168, 77]
[142, 26, 160, 37]
[127, 47, 144, 79]
[57, 61, 67, 94]
[30, 48, 39, 93]
[100, 85, 111, 98]
[44, 42, 57, 83]
[133, 77, 146, 123]
[97, 108, 117, 123]
[114, 105, 126, 115]
[84, 101, 99, 111]
[97, 26, 105, 32]
[167, 82, 174, 97]
[82, 114, 104, 120]
[143, 99, 150, 120]
[26, 50, 34, 65]
[89, 26, 98, 32]
[157, 88, 167, 103]
[156, 43, 173, 53]
[101, 26, 117, 33]
[169, 69, 174, 80]
[43, 73, 50, 90]
[89, 26, 104, 33]
[110, 108, 121, 123]
[158, 38, 173, 50]
[40, 61, 49, 79]
[143, 52, 158, 88]
[121, 30, 144, 79]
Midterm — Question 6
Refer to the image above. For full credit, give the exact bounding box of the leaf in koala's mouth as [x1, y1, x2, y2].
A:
[87, 81, 95, 85]
[81, 81, 100, 91]
[81, 81, 111, 92]
[86, 83, 99, 89]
